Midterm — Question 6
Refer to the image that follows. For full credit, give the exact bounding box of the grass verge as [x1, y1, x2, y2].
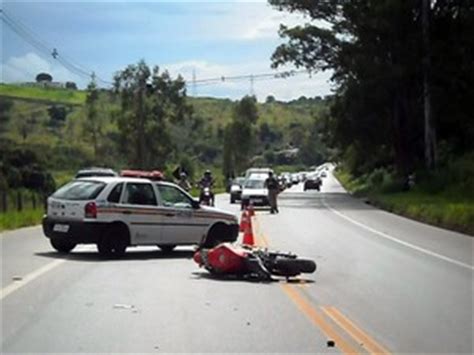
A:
[0, 208, 44, 232]
[334, 169, 474, 236]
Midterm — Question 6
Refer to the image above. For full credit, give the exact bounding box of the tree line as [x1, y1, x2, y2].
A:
[269, 0, 474, 180]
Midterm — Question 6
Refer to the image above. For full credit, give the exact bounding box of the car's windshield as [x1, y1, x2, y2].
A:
[233, 177, 245, 185]
[244, 179, 265, 189]
[52, 181, 106, 200]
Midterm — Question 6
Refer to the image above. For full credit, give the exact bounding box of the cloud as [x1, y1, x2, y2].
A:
[1, 52, 83, 84]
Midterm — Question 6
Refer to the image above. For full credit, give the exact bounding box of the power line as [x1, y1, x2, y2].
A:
[1, 9, 112, 85]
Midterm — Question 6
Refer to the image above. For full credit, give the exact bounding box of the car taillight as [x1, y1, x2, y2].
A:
[85, 202, 97, 219]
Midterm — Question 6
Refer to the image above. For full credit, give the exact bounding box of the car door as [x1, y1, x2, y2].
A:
[120, 182, 162, 245]
[155, 184, 207, 244]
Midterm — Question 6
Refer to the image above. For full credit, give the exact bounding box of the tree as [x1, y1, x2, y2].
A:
[0, 98, 13, 134]
[84, 79, 101, 160]
[65, 81, 77, 90]
[113, 60, 191, 169]
[266, 95, 276, 104]
[36, 72, 52, 82]
[269, 1, 474, 176]
[47, 105, 67, 131]
[222, 96, 259, 175]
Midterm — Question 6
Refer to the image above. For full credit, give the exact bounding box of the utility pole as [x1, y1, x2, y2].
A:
[422, 0, 436, 170]
[192, 68, 197, 97]
[250, 74, 254, 96]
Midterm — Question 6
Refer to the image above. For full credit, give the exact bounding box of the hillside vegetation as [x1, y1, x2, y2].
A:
[0, 83, 86, 105]
[0, 81, 329, 184]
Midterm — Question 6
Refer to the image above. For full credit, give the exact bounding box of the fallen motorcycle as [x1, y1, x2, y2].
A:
[193, 243, 316, 281]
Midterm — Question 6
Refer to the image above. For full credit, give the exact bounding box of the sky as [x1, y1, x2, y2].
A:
[1, 1, 333, 101]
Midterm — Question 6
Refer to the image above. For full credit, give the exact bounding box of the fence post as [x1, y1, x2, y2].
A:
[32, 192, 37, 209]
[1, 191, 6, 212]
[17, 190, 23, 212]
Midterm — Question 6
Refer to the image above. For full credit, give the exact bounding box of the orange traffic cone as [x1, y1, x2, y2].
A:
[239, 209, 249, 232]
[242, 216, 255, 246]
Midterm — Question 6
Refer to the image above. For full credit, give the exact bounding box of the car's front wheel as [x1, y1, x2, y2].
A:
[50, 238, 76, 253]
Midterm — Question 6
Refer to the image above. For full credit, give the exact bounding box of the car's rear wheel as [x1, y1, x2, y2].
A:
[98, 224, 129, 257]
[50, 238, 76, 253]
[157, 244, 176, 253]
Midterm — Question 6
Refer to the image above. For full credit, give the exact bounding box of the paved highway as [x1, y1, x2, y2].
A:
[1, 170, 473, 354]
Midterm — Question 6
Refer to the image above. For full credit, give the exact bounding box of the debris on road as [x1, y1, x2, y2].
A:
[113, 303, 135, 310]
[12, 276, 23, 281]
[327, 340, 335, 347]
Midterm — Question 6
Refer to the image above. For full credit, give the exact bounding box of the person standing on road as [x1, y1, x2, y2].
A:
[264, 171, 280, 214]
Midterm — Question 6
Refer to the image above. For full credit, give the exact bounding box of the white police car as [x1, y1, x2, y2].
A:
[42, 176, 239, 257]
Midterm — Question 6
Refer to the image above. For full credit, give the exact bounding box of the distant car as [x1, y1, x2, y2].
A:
[230, 177, 246, 204]
[320, 171, 327, 178]
[240, 178, 269, 210]
[42, 176, 239, 257]
[245, 167, 273, 179]
[304, 174, 322, 191]
[291, 174, 300, 185]
[75, 167, 118, 179]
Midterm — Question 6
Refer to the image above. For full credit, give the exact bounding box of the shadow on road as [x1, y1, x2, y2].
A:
[278, 191, 373, 211]
[191, 271, 316, 285]
[35, 249, 195, 262]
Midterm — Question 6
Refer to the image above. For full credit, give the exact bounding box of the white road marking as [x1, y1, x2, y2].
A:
[0, 245, 97, 300]
[0, 259, 65, 300]
[322, 199, 474, 271]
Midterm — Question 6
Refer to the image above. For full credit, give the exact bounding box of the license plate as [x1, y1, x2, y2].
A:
[53, 224, 69, 233]
[251, 198, 263, 203]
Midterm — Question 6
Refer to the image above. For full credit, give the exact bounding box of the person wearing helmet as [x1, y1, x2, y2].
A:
[198, 170, 215, 206]
[177, 171, 191, 192]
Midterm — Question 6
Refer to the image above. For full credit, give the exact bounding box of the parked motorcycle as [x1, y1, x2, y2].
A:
[193, 243, 316, 281]
[199, 186, 214, 206]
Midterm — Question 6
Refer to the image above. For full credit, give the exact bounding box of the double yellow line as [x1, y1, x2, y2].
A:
[251, 214, 391, 355]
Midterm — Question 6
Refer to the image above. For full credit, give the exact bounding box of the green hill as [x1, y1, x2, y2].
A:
[0, 83, 86, 105]
[1, 83, 328, 177]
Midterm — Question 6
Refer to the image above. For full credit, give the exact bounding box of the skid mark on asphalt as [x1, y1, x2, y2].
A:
[321, 198, 474, 271]
[254, 214, 391, 355]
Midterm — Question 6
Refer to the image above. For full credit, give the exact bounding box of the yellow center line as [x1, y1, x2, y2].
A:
[321, 306, 391, 355]
[254, 213, 390, 354]
[281, 284, 360, 355]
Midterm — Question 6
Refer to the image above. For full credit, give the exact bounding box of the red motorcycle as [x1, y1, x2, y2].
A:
[193, 243, 316, 281]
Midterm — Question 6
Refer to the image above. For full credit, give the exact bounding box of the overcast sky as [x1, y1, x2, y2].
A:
[1, 1, 333, 101]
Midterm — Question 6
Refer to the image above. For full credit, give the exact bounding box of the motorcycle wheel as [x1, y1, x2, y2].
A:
[273, 257, 316, 276]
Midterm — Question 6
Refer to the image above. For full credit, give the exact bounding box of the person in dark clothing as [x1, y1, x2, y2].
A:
[264, 171, 279, 214]
[198, 170, 215, 205]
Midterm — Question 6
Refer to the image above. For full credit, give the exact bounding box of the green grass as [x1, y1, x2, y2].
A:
[0, 208, 44, 232]
[335, 168, 474, 235]
[373, 192, 474, 235]
[0, 83, 86, 105]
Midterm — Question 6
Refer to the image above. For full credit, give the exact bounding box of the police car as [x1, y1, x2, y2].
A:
[42, 173, 239, 257]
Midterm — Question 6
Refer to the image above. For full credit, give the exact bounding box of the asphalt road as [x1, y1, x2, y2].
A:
[1, 170, 473, 354]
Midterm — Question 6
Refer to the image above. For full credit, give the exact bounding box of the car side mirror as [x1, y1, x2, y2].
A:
[191, 199, 200, 209]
